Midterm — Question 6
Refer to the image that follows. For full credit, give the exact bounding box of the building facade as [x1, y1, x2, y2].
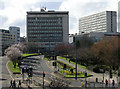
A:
[0, 29, 14, 55]
[79, 11, 117, 34]
[27, 9, 69, 51]
[9, 26, 20, 44]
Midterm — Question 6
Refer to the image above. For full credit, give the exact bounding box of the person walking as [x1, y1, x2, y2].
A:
[18, 80, 21, 88]
[112, 80, 115, 87]
[105, 79, 108, 87]
[13, 80, 16, 89]
[9, 80, 13, 88]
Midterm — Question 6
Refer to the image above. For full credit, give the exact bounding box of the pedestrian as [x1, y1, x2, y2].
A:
[105, 79, 108, 87]
[18, 80, 21, 88]
[9, 80, 13, 88]
[112, 80, 115, 87]
[13, 80, 16, 89]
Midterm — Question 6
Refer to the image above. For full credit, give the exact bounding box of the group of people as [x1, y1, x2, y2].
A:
[105, 79, 115, 87]
[10, 80, 21, 88]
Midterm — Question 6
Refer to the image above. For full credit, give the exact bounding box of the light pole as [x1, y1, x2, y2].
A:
[68, 34, 78, 80]
[75, 44, 77, 80]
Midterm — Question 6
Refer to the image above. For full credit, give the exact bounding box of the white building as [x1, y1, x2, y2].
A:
[79, 11, 117, 34]
[9, 26, 20, 44]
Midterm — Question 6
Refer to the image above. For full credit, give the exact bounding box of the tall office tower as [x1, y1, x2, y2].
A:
[79, 11, 117, 34]
[118, 1, 120, 32]
[27, 9, 69, 51]
[9, 26, 20, 44]
[0, 29, 14, 56]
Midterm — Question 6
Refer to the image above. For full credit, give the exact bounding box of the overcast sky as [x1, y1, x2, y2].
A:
[0, 0, 119, 37]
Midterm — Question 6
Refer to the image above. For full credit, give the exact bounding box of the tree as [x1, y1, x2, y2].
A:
[5, 47, 22, 68]
[56, 43, 73, 55]
[91, 36, 120, 66]
[5, 43, 25, 68]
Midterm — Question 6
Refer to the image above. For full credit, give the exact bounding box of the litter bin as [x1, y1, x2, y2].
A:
[96, 78, 98, 82]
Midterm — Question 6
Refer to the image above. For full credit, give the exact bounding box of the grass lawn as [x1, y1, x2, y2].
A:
[58, 56, 69, 61]
[58, 56, 86, 69]
[43, 57, 49, 60]
[8, 61, 21, 74]
[22, 53, 39, 57]
[57, 60, 75, 69]
[58, 70, 92, 78]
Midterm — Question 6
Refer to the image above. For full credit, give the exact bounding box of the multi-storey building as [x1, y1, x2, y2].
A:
[0, 29, 14, 56]
[27, 9, 69, 51]
[9, 26, 20, 44]
[79, 11, 117, 34]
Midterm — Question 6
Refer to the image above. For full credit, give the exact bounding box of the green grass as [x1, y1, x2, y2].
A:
[58, 56, 69, 61]
[58, 56, 86, 69]
[57, 60, 75, 69]
[58, 70, 92, 78]
[8, 61, 21, 73]
[22, 53, 39, 57]
[43, 57, 49, 61]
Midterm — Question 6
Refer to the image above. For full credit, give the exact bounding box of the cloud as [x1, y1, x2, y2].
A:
[0, 0, 120, 37]
[0, 15, 8, 29]
[10, 19, 26, 36]
[0, 0, 4, 10]
[0, 0, 63, 36]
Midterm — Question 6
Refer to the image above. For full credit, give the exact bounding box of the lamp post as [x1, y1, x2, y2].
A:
[75, 43, 77, 80]
[68, 33, 78, 80]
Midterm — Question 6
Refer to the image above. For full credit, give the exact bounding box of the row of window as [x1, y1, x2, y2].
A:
[28, 23, 62, 26]
[28, 34, 62, 36]
[28, 30, 62, 33]
[28, 20, 62, 23]
[28, 27, 63, 29]
[29, 37, 62, 40]
[28, 17, 62, 20]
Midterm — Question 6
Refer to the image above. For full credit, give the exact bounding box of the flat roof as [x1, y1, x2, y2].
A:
[27, 11, 69, 15]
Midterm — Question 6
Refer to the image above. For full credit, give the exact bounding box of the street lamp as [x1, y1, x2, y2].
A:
[68, 33, 77, 80]
[75, 45, 77, 80]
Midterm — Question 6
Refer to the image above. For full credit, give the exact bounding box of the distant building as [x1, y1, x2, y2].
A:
[9, 26, 20, 44]
[0, 29, 14, 56]
[79, 11, 117, 34]
[27, 9, 69, 52]
[20, 36, 26, 43]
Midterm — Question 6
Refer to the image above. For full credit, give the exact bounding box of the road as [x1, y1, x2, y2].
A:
[0, 56, 12, 88]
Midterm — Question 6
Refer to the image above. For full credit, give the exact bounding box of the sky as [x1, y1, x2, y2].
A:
[0, 0, 120, 37]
